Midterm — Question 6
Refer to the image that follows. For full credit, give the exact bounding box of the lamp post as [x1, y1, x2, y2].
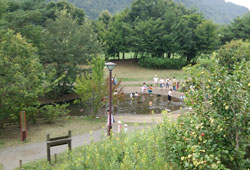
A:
[105, 62, 116, 136]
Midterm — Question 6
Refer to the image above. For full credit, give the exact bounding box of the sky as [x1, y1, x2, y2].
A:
[225, 0, 250, 10]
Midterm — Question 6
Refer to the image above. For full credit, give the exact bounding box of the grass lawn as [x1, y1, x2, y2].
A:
[104, 60, 187, 82]
[0, 116, 106, 149]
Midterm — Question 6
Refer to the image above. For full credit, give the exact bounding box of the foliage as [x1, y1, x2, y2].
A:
[0, 29, 44, 126]
[55, 0, 133, 19]
[138, 57, 187, 69]
[170, 62, 250, 169]
[75, 57, 125, 116]
[21, 123, 179, 170]
[49, 0, 249, 24]
[74, 57, 106, 116]
[216, 40, 250, 71]
[40, 104, 69, 123]
[221, 12, 250, 44]
[19, 54, 250, 169]
[40, 11, 101, 94]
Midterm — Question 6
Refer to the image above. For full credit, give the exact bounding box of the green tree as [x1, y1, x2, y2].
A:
[0, 30, 44, 126]
[74, 57, 106, 116]
[41, 11, 101, 94]
[216, 40, 250, 71]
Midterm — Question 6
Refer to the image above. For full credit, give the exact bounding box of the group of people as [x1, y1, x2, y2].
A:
[130, 91, 140, 99]
[141, 82, 153, 95]
[153, 75, 180, 91]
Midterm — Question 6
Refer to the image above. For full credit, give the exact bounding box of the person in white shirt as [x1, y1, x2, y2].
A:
[135, 92, 140, 97]
[106, 110, 114, 135]
[159, 78, 164, 88]
[141, 82, 147, 93]
[153, 75, 158, 88]
[168, 89, 173, 104]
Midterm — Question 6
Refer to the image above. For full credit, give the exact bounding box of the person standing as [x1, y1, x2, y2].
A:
[172, 77, 176, 91]
[148, 84, 153, 95]
[160, 77, 164, 89]
[141, 82, 147, 93]
[153, 75, 158, 88]
[168, 89, 173, 104]
[106, 110, 114, 134]
[165, 78, 169, 89]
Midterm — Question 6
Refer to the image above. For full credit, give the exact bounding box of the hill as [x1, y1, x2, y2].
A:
[64, 0, 133, 19]
[175, 0, 249, 24]
[53, 0, 249, 24]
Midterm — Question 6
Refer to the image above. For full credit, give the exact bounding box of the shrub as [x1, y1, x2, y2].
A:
[171, 61, 250, 169]
[40, 104, 69, 123]
[22, 123, 179, 170]
[138, 57, 187, 69]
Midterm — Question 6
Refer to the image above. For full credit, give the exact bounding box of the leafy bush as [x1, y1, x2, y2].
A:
[172, 61, 250, 169]
[138, 57, 187, 69]
[40, 104, 69, 123]
[22, 122, 178, 170]
[216, 40, 250, 71]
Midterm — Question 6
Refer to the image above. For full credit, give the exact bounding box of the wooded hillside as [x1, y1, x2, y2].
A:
[56, 0, 249, 24]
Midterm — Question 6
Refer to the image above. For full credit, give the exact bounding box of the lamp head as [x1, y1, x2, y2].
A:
[105, 62, 116, 71]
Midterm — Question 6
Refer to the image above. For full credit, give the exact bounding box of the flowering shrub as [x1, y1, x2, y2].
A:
[165, 60, 250, 169]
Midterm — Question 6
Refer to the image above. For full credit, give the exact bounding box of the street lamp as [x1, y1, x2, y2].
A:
[105, 62, 116, 136]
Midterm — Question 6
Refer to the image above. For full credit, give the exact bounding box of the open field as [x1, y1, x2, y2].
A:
[0, 116, 106, 149]
[104, 60, 187, 82]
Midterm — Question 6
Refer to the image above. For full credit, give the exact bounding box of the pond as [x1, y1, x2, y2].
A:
[68, 94, 184, 116]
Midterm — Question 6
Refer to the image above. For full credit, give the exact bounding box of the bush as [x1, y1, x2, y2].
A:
[40, 104, 69, 123]
[22, 121, 179, 170]
[173, 61, 250, 169]
[138, 57, 187, 69]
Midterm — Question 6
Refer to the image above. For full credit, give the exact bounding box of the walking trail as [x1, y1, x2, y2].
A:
[0, 81, 187, 170]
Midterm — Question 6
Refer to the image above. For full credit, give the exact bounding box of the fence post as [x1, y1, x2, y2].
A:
[19, 160, 22, 170]
[68, 130, 72, 150]
[46, 134, 51, 163]
[54, 154, 57, 163]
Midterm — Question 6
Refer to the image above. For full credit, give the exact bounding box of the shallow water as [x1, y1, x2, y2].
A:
[68, 94, 184, 116]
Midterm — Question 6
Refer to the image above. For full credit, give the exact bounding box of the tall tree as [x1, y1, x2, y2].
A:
[41, 11, 101, 94]
[0, 30, 44, 126]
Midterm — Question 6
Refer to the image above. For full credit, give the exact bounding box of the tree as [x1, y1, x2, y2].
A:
[74, 57, 106, 116]
[165, 46, 250, 169]
[0, 30, 44, 126]
[40, 11, 101, 94]
[220, 12, 250, 44]
[216, 40, 250, 71]
[74, 57, 125, 116]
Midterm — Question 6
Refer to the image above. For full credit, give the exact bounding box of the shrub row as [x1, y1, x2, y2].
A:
[138, 57, 187, 69]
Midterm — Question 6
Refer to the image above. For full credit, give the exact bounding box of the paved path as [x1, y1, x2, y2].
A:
[0, 123, 147, 170]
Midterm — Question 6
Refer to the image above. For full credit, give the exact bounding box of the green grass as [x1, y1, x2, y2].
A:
[0, 116, 106, 149]
[104, 60, 187, 82]
[0, 164, 3, 170]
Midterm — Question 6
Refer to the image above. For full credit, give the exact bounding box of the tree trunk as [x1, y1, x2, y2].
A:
[122, 52, 125, 60]
[117, 52, 120, 60]
[168, 52, 171, 58]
